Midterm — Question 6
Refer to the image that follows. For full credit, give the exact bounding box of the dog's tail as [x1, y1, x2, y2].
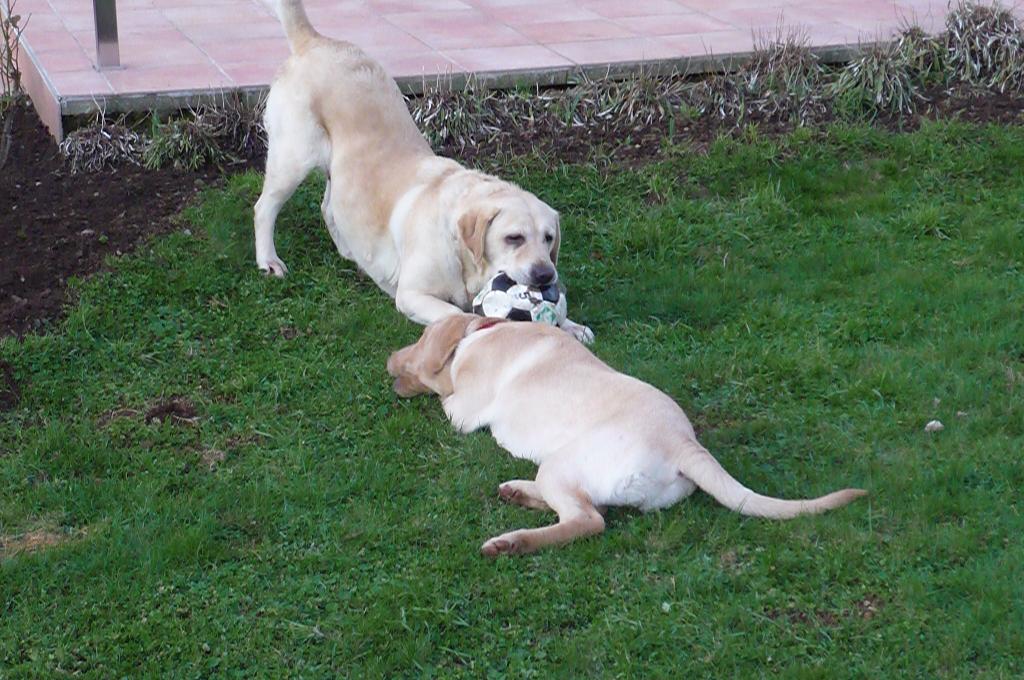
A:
[676, 441, 866, 519]
[275, 0, 319, 53]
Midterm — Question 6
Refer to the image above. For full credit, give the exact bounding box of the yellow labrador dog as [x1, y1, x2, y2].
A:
[388, 315, 867, 556]
[255, 0, 593, 342]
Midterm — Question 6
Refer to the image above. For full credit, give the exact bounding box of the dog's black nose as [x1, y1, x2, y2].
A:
[530, 264, 556, 287]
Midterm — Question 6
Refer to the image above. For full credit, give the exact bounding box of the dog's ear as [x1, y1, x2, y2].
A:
[420, 314, 478, 379]
[549, 216, 561, 264]
[458, 207, 499, 267]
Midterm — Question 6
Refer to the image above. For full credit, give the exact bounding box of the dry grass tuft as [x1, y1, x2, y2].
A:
[946, 0, 1024, 92]
[59, 113, 144, 173]
[832, 41, 920, 117]
[682, 30, 827, 126]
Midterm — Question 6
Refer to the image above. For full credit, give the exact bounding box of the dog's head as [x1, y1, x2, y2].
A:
[457, 185, 561, 288]
[387, 314, 507, 398]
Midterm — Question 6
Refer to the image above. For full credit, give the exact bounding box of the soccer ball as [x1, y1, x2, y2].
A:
[472, 272, 568, 327]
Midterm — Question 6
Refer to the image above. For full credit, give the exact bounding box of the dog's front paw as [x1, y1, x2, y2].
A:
[561, 319, 594, 345]
[257, 256, 289, 278]
[481, 534, 522, 557]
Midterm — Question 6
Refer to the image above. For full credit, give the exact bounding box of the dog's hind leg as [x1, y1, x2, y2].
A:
[497, 480, 550, 511]
[254, 144, 320, 277]
[254, 91, 328, 277]
[481, 478, 604, 557]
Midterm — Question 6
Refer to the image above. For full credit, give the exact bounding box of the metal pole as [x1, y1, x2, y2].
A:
[92, 0, 120, 69]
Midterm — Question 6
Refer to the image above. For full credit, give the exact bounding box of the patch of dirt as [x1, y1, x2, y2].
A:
[199, 448, 226, 470]
[97, 406, 142, 427]
[855, 593, 885, 620]
[765, 593, 886, 627]
[765, 606, 841, 627]
[0, 101, 218, 337]
[144, 397, 199, 425]
[923, 85, 1024, 125]
[0, 359, 19, 411]
[0, 528, 66, 558]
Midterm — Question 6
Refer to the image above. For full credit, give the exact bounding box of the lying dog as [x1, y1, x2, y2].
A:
[255, 0, 592, 342]
[388, 315, 867, 556]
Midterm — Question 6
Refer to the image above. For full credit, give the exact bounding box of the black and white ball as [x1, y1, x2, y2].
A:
[472, 272, 568, 327]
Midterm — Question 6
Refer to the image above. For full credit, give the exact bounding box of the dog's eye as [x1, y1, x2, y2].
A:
[505, 234, 525, 246]
[544, 234, 554, 244]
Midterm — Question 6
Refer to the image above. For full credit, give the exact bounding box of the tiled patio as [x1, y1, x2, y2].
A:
[9, 0, 969, 138]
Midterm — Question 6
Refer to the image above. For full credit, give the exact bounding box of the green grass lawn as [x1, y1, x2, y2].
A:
[2, 121, 1023, 677]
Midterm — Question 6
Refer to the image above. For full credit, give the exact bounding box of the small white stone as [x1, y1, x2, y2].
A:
[956, 411, 967, 418]
[925, 420, 944, 433]
[661, 602, 671, 613]
[182, 229, 192, 237]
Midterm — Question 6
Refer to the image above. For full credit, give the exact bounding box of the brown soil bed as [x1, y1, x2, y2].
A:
[0, 101, 218, 338]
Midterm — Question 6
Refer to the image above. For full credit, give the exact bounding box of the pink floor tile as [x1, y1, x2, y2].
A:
[304, 4, 374, 23]
[147, 0, 249, 6]
[314, 17, 431, 51]
[32, 47, 96, 73]
[105, 63, 233, 93]
[661, 29, 755, 56]
[384, 10, 533, 49]
[14, 12, 65, 33]
[484, 3, 603, 23]
[369, 48, 461, 78]
[801, 22, 877, 46]
[444, 44, 573, 71]
[220, 61, 280, 87]
[182, 21, 285, 42]
[57, 8, 177, 33]
[115, 32, 217, 68]
[49, 69, 114, 97]
[161, 4, 273, 27]
[516, 19, 635, 43]
[200, 37, 292, 65]
[678, 0, 791, 10]
[18, 21, 76, 54]
[370, 0, 474, 11]
[549, 36, 680, 65]
[617, 13, 736, 36]
[467, 0, 554, 5]
[583, 0, 694, 19]
[706, 6, 826, 31]
[801, 1, 916, 30]
[10, 0, 51, 14]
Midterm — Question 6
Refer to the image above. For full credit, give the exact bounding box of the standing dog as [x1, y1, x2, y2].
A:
[255, 0, 593, 342]
[388, 315, 867, 556]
